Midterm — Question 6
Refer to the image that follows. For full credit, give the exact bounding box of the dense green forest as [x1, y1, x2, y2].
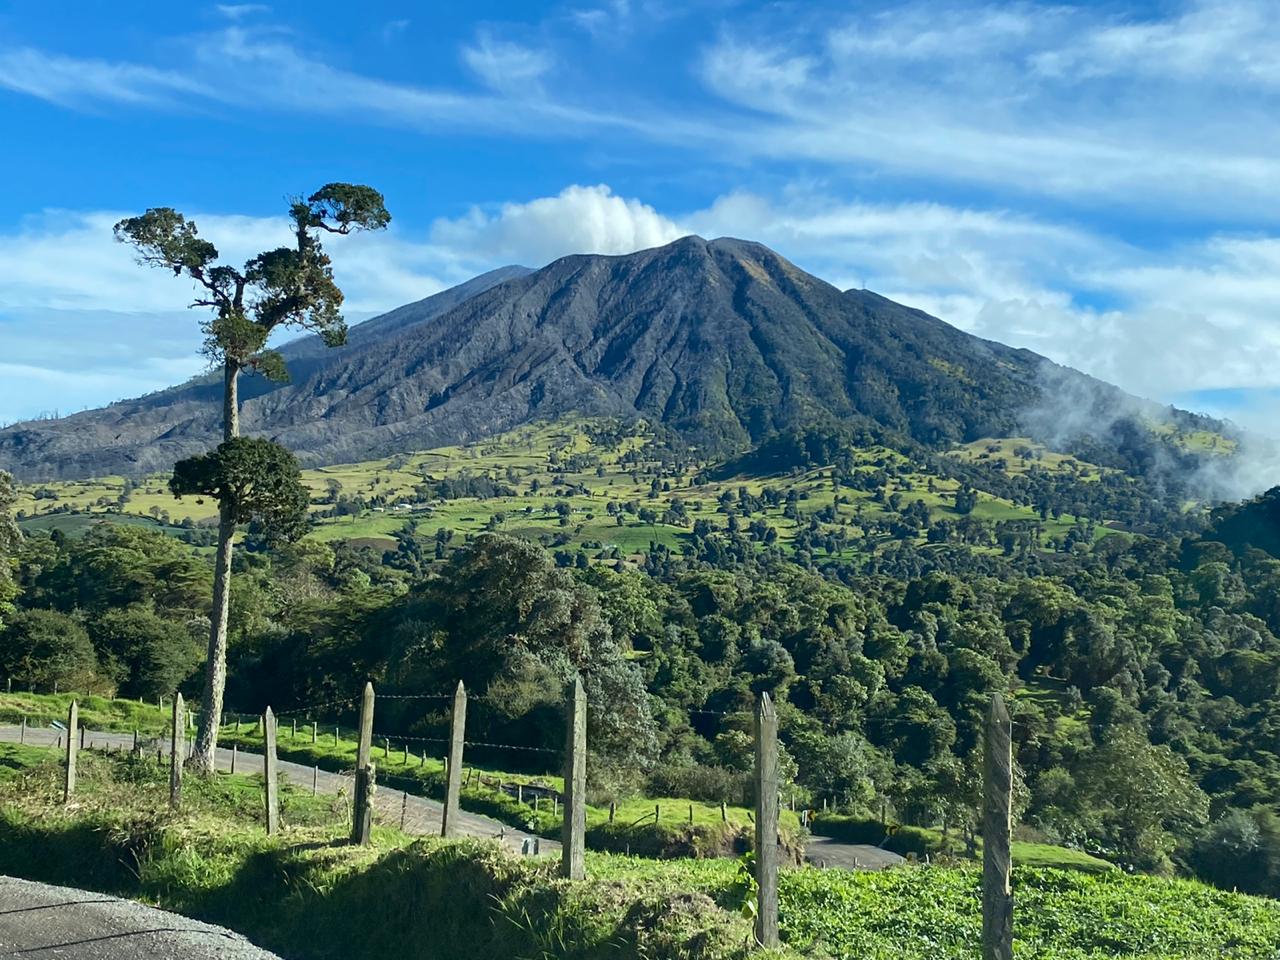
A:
[3, 419, 1280, 902]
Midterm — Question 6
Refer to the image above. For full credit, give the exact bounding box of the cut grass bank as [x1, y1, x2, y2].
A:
[0, 750, 1277, 959]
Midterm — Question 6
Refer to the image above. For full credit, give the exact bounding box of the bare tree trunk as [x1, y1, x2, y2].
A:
[222, 362, 239, 442]
[190, 361, 239, 775]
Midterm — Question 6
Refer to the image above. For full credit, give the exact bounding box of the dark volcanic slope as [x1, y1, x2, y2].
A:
[3, 237, 1098, 480]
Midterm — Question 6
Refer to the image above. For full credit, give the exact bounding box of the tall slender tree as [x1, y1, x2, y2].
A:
[115, 185, 390, 772]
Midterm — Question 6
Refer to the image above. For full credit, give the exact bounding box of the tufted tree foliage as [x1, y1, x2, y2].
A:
[171, 438, 310, 545]
[115, 184, 389, 773]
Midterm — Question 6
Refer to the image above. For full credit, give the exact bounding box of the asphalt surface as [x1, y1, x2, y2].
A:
[0, 876, 281, 958]
[0, 724, 556, 856]
[803, 836, 906, 870]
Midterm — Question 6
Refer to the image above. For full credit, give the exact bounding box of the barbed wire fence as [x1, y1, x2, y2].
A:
[27, 684, 1016, 957]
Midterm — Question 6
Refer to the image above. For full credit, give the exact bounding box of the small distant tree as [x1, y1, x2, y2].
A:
[116, 185, 389, 773]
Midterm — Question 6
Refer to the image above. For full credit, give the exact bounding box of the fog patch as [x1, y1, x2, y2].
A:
[1022, 359, 1280, 503]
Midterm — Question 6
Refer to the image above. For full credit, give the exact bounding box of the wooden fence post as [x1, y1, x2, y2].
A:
[312, 722, 317, 744]
[231, 742, 237, 774]
[351, 682, 375, 845]
[313, 764, 319, 796]
[754, 691, 779, 948]
[441, 681, 467, 837]
[560, 675, 587, 880]
[63, 700, 78, 804]
[169, 693, 184, 809]
[983, 693, 1014, 960]
[264, 706, 280, 835]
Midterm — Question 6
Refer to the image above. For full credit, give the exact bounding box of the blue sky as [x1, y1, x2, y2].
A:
[3, 0, 1280, 432]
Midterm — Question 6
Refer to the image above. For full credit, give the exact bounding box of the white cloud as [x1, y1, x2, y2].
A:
[0, 209, 460, 424]
[0, 47, 209, 109]
[215, 4, 271, 21]
[697, 0, 1280, 217]
[430, 184, 685, 266]
[682, 189, 1280, 405]
[461, 33, 552, 93]
[0, 26, 653, 139]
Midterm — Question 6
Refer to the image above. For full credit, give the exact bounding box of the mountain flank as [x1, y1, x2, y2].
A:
[0, 237, 1222, 481]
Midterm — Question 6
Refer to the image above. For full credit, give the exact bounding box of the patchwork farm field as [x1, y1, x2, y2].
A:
[15, 417, 1104, 562]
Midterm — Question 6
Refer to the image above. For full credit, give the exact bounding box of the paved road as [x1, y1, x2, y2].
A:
[0, 725, 556, 857]
[0, 876, 280, 958]
[804, 836, 905, 871]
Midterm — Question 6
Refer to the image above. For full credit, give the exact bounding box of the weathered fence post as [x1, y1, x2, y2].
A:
[231, 742, 237, 774]
[313, 764, 319, 796]
[441, 681, 467, 837]
[312, 722, 317, 744]
[560, 675, 586, 880]
[263, 706, 280, 835]
[79, 725, 86, 750]
[169, 693, 184, 809]
[983, 693, 1014, 960]
[132, 728, 139, 756]
[351, 682, 375, 845]
[400, 789, 408, 831]
[63, 700, 78, 804]
[754, 691, 779, 948]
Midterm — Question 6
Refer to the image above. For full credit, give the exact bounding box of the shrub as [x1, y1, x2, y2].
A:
[645, 764, 749, 806]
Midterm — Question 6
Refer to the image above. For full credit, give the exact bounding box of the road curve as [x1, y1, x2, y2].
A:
[0, 725, 905, 873]
[0, 876, 280, 959]
[0, 725, 557, 857]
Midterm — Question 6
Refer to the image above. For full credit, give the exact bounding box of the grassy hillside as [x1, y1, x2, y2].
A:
[14, 417, 1101, 562]
[0, 748, 1275, 959]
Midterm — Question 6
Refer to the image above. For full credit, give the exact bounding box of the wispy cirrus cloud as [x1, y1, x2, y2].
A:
[698, 0, 1280, 217]
[461, 32, 553, 93]
[215, 4, 271, 21]
[0, 47, 210, 109]
[4, 2, 1280, 219]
